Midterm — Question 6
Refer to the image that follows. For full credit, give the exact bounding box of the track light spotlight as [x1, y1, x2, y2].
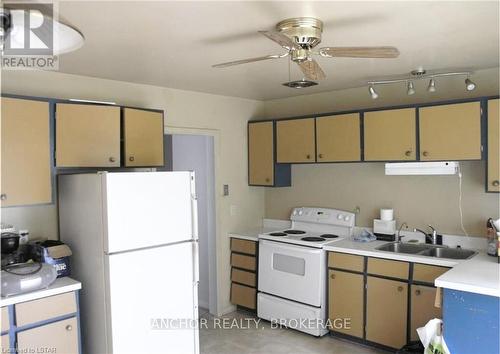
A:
[407, 81, 415, 95]
[427, 78, 436, 93]
[368, 85, 379, 99]
[465, 78, 476, 91]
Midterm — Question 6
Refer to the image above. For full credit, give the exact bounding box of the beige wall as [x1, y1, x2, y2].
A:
[262, 68, 500, 237]
[265, 161, 499, 237]
[1, 70, 265, 315]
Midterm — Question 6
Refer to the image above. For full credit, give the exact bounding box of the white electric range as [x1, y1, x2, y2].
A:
[257, 207, 355, 337]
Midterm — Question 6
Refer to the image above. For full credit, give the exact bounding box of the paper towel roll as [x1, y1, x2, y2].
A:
[380, 208, 394, 221]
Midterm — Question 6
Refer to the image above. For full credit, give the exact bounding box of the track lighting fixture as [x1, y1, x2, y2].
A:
[367, 69, 476, 98]
[407, 81, 416, 95]
[368, 85, 379, 99]
[427, 78, 436, 93]
[465, 78, 476, 91]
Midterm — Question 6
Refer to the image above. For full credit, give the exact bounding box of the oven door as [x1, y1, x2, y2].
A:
[258, 239, 325, 307]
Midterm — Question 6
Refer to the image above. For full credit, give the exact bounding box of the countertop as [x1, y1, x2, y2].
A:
[324, 239, 500, 297]
[0, 277, 82, 307]
[229, 227, 279, 242]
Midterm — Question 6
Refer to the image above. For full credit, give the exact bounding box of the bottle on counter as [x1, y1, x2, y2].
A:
[486, 219, 497, 257]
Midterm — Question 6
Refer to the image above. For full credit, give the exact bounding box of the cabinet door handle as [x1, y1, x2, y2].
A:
[397, 286, 404, 292]
[415, 289, 421, 296]
[318, 153, 323, 159]
[330, 273, 336, 279]
[405, 150, 412, 157]
[422, 151, 429, 157]
[129, 156, 135, 162]
[492, 180, 500, 187]
[0, 194, 6, 201]
[306, 154, 311, 159]
[265, 178, 270, 183]
[109, 157, 116, 163]
[65, 325, 72, 331]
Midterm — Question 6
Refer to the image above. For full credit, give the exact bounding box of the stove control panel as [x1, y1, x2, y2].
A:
[291, 207, 355, 228]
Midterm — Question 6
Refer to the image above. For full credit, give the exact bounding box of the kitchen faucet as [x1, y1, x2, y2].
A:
[413, 225, 441, 245]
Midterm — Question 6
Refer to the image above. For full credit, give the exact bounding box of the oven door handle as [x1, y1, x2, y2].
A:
[260, 239, 322, 255]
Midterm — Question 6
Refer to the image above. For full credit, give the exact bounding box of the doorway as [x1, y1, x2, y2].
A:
[164, 133, 217, 315]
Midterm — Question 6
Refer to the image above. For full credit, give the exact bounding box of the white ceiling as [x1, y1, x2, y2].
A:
[56, 1, 500, 100]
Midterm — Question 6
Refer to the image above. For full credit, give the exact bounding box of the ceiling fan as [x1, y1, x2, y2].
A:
[213, 17, 399, 84]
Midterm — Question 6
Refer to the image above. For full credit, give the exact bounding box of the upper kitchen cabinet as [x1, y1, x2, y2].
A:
[419, 102, 482, 161]
[276, 118, 315, 163]
[123, 108, 164, 167]
[364, 108, 416, 161]
[1, 97, 52, 206]
[56, 103, 121, 167]
[316, 114, 361, 162]
[248, 121, 291, 187]
[487, 99, 499, 192]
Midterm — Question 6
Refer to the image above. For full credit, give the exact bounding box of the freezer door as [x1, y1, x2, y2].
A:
[103, 171, 197, 253]
[106, 241, 199, 354]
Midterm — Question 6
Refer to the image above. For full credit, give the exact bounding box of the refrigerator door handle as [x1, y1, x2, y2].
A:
[190, 172, 199, 241]
[193, 241, 200, 284]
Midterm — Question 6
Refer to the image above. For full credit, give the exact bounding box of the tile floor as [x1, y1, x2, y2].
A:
[199, 310, 389, 354]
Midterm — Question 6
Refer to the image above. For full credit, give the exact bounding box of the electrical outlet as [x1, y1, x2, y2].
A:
[223, 184, 229, 196]
[230, 205, 238, 216]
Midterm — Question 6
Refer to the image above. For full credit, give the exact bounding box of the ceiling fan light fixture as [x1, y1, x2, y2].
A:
[282, 79, 318, 89]
[465, 78, 476, 91]
[427, 78, 436, 93]
[368, 85, 379, 99]
[407, 81, 416, 95]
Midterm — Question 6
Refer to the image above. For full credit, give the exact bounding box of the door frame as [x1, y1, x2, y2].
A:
[164, 125, 220, 316]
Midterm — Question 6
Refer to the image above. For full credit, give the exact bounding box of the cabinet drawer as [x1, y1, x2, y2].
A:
[231, 283, 256, 309]
[230, 238, 256, 255]
[231, 268, 256, 287]
[17, 317, 78, 354]
[1, 307, 9, 332]
[15, 292, 77, 327]
[328, 252, 364, 272]
[413, 264, 450, 284]
[231, 253, 256, 271]
[367, 258, 409, 280]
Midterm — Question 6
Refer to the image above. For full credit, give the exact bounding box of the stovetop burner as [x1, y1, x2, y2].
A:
[301, 236, 326, 242]
[284, 230, 306, 235]
[320, 234, 339, 239]
[269, 232, 287, 237]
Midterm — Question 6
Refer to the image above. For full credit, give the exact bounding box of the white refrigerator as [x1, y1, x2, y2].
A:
[58, 171, 199, 354]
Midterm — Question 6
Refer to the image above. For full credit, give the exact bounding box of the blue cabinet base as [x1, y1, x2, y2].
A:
[443, 289, 499, 354]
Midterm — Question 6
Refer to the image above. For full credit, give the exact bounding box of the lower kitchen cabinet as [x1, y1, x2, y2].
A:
[410, 285, 441, 341]
[17, 317, 79, 354]
[366, 276, 408, 349]
[328, 269, 364, 338]
[0, 287, 81, 354]
[230, 237, 258, 311]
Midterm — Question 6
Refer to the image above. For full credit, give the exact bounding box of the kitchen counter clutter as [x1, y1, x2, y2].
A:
[0, 277, 82, 354]
[324, 239, 499, 297]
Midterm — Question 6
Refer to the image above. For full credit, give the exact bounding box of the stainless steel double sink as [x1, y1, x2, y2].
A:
[376, 242, 477, 260]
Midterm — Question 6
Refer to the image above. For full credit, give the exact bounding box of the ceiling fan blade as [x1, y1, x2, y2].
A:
[319, 46, 400, 58]
[212, 53, 286, 68]
[297, 59, 326, 81]
[259, 31, 299, 51]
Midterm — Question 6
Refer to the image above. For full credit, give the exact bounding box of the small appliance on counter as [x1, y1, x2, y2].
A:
[31, 240, 72, 278]
[1, 232, 57, 297]
[373, 208, 396, 241]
